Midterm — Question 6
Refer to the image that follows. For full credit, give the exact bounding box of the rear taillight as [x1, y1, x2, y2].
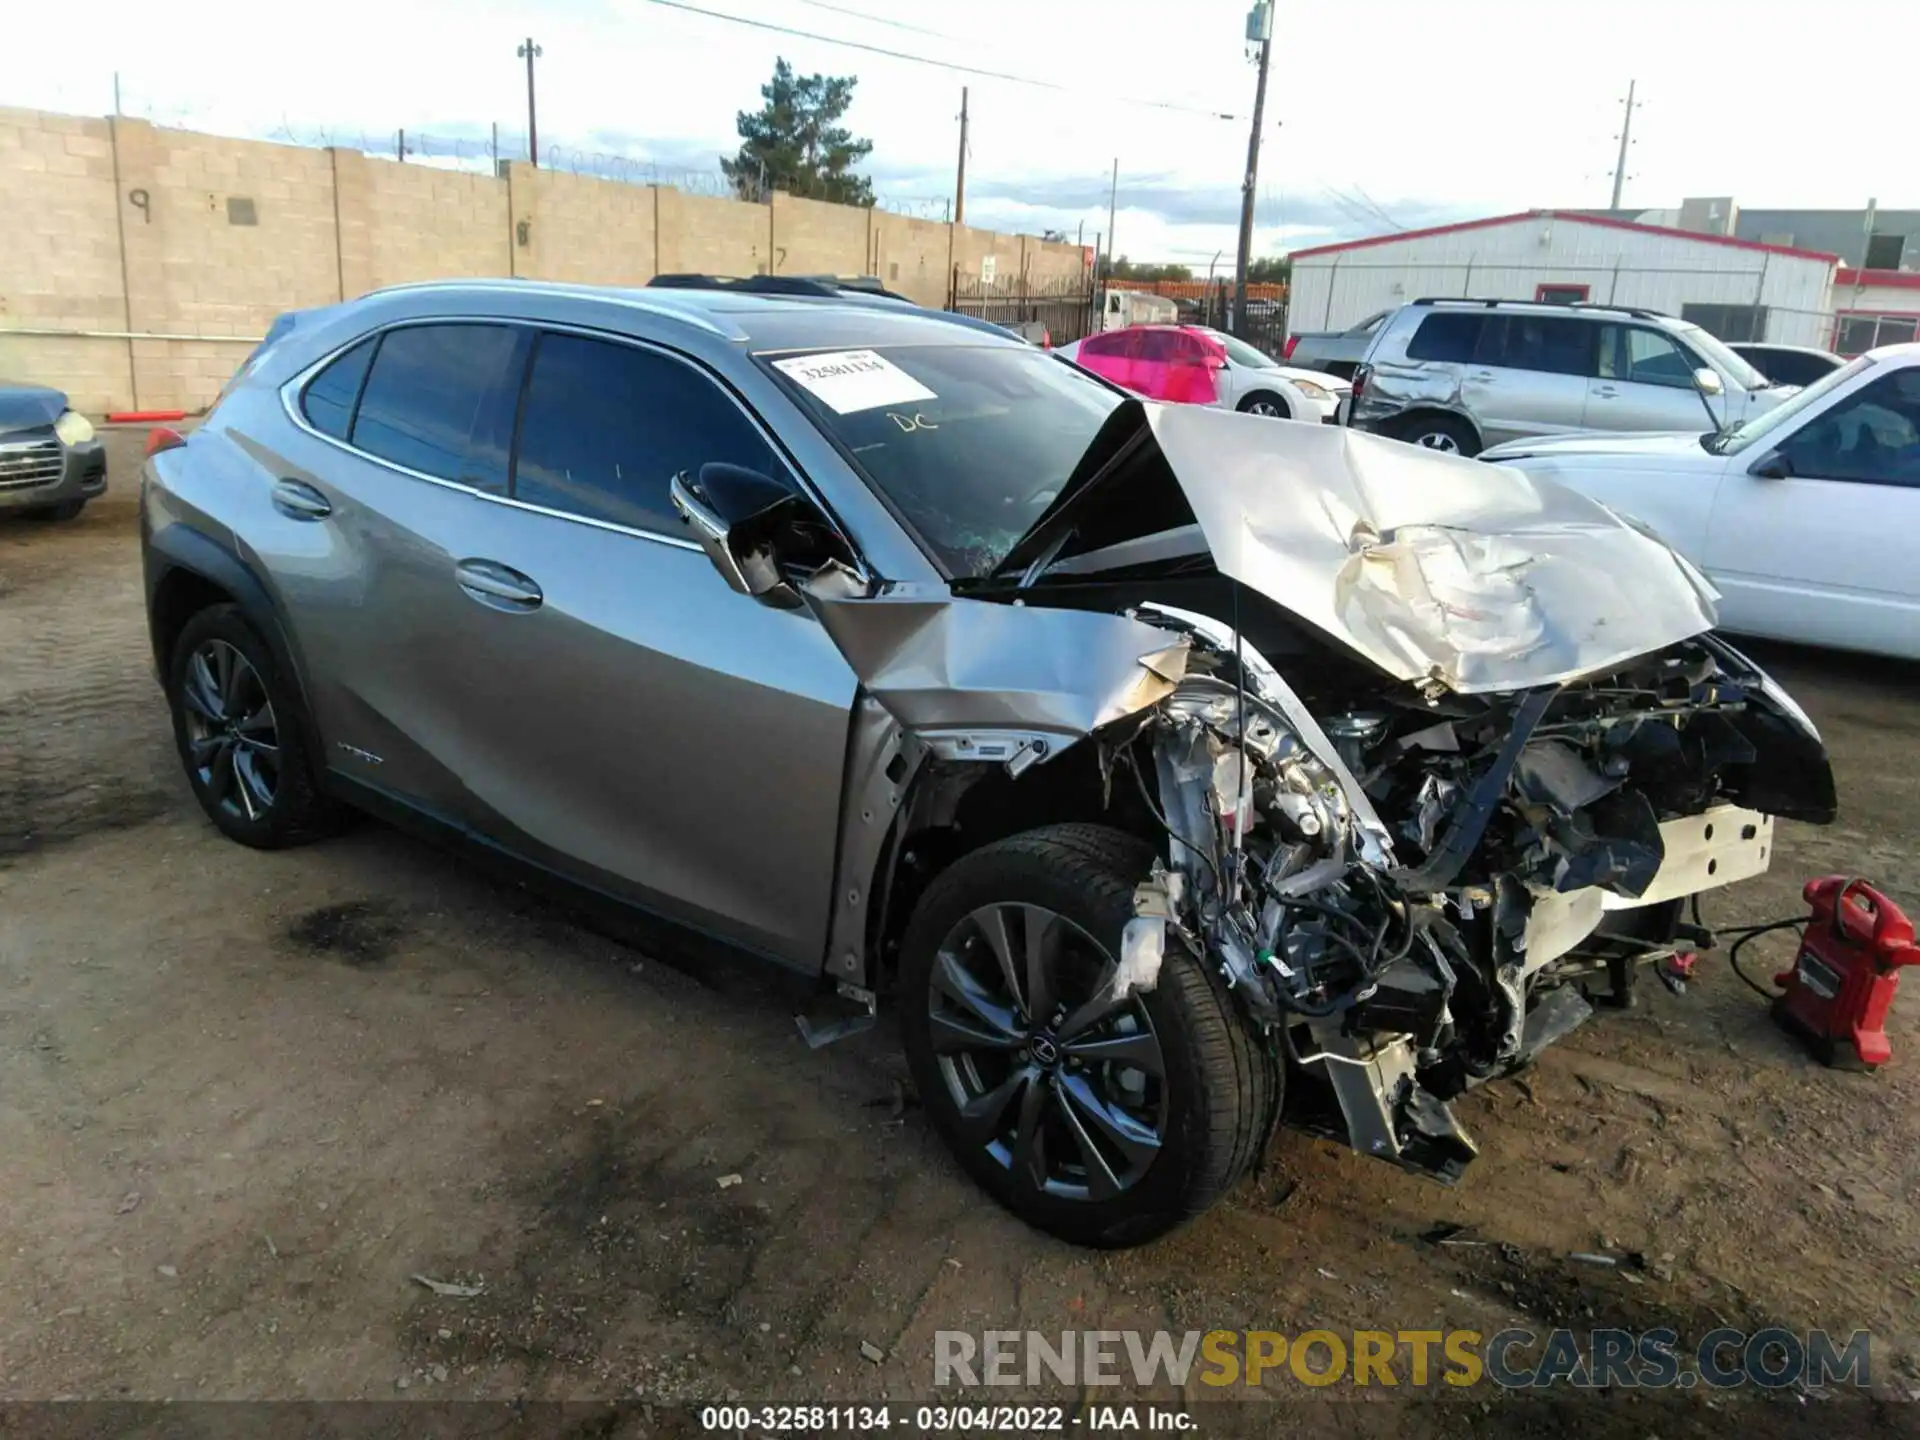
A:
[1282, 334, 1299, 358]
[1350, 364, 1371, 400]
[144, 426, 187, 458]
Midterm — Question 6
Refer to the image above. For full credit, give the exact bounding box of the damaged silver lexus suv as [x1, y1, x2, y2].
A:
[142, 280, 1836, 1247]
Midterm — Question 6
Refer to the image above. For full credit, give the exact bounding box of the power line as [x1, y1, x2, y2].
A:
[790, 0, 957, 40]
[636, 0, 1240, 120]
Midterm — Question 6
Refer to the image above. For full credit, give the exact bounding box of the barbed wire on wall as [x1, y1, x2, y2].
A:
[132, 105, 952, 220]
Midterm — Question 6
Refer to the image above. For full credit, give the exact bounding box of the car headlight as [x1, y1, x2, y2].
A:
[54, 410, 95, 447]
[1293, 379, 1331, 401]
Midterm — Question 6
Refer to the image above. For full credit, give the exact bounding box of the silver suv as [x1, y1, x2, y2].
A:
[141, 279, 1834, 1246]
[1349, 298, 1796, 456]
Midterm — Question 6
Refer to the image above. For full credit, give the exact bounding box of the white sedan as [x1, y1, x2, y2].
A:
[1482, 343, 1920, 660]
[1056, 324, 1352, 424]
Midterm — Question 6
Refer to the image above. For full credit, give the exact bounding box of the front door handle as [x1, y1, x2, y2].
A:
[455, 558, 543, 612]
[1468, 370, 1496, 383]
[1593, 385, 1620, 398]
[272, 478, 333, 520]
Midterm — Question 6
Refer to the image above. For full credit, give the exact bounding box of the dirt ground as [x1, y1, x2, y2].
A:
[2, 431, 1917, 1434]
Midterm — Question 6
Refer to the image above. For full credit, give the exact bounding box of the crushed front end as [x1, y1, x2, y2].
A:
[1106, 620, 1834, 1182]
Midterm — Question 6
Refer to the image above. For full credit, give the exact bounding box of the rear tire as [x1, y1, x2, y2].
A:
[166, 604, 345, 849]
[900, 823, 1279, 1247]
[1390, 412, 1480, 456]
[1237, 391, 1291, 420]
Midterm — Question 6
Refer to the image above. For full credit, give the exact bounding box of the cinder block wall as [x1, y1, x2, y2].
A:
[0, 105, 1091, 413]
[0, 108, 132, 413]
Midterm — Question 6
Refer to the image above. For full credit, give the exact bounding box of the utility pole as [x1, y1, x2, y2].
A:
[953, 87, 969, 226]
[1233, 2, 1274, 334]
[113, 72, 122, 116]
[1105, 158, 1119, 280]
[518, 38, 544, 167]
[397, 129, 407, 163]
[1607, 79, 1638, 209]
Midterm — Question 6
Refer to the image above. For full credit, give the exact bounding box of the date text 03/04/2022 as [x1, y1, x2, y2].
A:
[698, 1404, 1192, 1432]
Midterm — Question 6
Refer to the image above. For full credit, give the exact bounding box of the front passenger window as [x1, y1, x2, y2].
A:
[512, 334, 783, 533]
[1600, 327, 1696, 388]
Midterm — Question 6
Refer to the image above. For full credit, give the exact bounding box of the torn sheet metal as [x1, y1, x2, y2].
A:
[1028, 405, 1722, 695]
[805, 584, 1189, 742]
[1147, 407, 1721, 693]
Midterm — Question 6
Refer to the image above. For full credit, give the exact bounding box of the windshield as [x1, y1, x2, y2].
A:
[1672, 321, 1770, 392]
[1714, 354, 1880, 455]
[1201, 328, 1277, 369]
[766, 344, 1123, 578]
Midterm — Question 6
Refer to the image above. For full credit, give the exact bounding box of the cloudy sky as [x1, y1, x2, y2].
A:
[13, 0, 1909, 265]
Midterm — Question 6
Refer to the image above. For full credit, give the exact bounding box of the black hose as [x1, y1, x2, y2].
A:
[1727, 919, 1805, 999]
[1692, 894, 1804, 1000]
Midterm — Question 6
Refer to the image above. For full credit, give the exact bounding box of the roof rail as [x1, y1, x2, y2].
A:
[649, 273, 848, 297]
[647, 273, 918, 304]
[1564, 300, 1669, 320]
[1408, 295, 1671, 322]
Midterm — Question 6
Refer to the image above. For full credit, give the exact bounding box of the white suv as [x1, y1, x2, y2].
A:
[1348, 298, 1797, 455]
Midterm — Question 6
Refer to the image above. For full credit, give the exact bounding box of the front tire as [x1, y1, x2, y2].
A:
[22, 499, 85, 521]
[899, 824, 1279, 1247]
[1237, 391, 1291, 419]
[166, 604, 344, 849]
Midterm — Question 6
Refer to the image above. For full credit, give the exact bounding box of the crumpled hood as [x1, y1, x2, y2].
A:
[996, 402, 1720, 695]
[0, 384, 68, 437]
[1481, 429, 1708, 461]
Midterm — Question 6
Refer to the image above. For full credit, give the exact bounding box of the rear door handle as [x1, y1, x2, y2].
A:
[272, 478, 332, 520]
[1468, 371, 1496, 383]
[455, 558, 543, 612]
[1593, 385, 1621, 398]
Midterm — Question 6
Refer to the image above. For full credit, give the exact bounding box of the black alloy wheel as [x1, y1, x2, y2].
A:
[927, 900, 1167, 1202]
[179, 638, 281, 824]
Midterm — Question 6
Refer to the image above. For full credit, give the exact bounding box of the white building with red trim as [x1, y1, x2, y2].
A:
[1286, 210, 1839, 348]
[1831, 268, 1920, 355]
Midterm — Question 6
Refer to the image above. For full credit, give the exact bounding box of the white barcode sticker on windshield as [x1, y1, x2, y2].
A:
[773, 349, 936, 414]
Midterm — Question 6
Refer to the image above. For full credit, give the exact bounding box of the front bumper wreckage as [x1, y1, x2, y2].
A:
[801, 407, 1835, 1181]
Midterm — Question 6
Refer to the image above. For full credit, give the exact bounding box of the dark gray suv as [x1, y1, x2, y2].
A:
[141, 279, 1835, 1245]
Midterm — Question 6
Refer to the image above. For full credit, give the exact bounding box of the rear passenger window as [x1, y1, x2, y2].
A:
[512, 333, 781, 534]
[1491, 316, 1595, 377]
[351, 324, 518, 485]
[301, 336, 376, 440]
[1406, 312, 1485, 363]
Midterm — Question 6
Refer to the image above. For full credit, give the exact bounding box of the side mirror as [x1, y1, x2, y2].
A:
[1750, 451, 1793, 481]
[1693, 367, 1725, 397]
[669, 463, 859, 610]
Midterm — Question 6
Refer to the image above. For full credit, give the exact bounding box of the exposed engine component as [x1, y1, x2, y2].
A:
[1109, 620, 1834, 1182]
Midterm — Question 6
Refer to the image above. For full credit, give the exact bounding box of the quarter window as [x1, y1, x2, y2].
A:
[351, 324, 519, 486]
[301, 336, 377, 440]
[512, 333, 781, 534]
